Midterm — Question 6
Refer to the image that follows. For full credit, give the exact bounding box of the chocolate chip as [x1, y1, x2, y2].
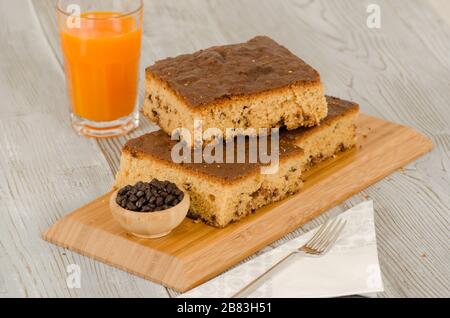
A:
[117, 179, 185, 213]
[136, 181, 144, 189]
[136, 191, 145, 198]
[141, 206, 152, 212]
[155, 197, 164, 206]
[118, 187, 129, 196]
[165, 195, 175, 205]
[126, 202, 137, 211]
[136, 197, 146, 208]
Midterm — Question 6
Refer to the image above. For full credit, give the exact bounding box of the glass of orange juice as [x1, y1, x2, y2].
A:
[57, 0, 143, 138]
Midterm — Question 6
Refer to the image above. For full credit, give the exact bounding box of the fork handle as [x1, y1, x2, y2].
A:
[232, 251, 300, 298]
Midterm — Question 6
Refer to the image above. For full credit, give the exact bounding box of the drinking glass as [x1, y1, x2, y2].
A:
[57, 0, 143, 138]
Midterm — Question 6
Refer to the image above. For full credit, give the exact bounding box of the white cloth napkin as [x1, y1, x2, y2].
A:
[180, 201, 384, 298]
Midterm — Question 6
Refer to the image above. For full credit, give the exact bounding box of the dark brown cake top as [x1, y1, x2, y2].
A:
[124, 130, 302, 183]
[324, 96, 360, 119]
[147, 36, 321, 107]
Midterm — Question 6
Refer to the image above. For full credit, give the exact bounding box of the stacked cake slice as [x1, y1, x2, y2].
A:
[115, 36, 360, 228]
[143, 36, 328, 143]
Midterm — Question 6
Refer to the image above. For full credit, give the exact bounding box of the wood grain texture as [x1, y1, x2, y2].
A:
[43, 114, 433, 292]
[0, 0, 448, 297]
[0, 0, 167, 298]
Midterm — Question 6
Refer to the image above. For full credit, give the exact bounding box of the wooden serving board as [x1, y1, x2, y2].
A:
[43, 114, 433, 292]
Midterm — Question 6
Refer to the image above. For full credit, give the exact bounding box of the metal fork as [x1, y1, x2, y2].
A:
[232, 217, 347, 298]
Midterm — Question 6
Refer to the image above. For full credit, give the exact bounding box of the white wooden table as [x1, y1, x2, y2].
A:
[0, 0, 449, 298]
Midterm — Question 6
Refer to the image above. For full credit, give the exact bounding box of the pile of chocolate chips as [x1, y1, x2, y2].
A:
[116, 179, 185, 212]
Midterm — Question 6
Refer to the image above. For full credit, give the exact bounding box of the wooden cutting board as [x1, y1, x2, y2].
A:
[43, 114, 433, 292]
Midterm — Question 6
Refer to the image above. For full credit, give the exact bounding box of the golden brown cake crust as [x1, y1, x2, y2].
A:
[123, 130, 303, 183]
[146, 36, 321, 108]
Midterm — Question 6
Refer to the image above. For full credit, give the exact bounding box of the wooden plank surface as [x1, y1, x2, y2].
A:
[0, 0, 448, 297]
[42, 114, 434, 292]
[0, 0, 167, 298]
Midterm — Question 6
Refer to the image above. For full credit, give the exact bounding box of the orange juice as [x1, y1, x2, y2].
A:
[60, 12, 142, 122]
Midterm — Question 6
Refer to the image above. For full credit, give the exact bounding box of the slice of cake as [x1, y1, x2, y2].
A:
[114, 131, 305, 228]
[283, 96, 360, 170]
[114, 96, 359, 228]
[143, 36, 328, 143]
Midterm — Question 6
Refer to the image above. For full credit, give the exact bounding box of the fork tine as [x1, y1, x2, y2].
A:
[304, 220, 332, 247]
[305, 218, 337, 249]
[308, 218, 341, 250]
[317, 219, 346, 253]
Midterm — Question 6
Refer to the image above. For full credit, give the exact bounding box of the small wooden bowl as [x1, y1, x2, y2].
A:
[109, 190, 190, 239]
